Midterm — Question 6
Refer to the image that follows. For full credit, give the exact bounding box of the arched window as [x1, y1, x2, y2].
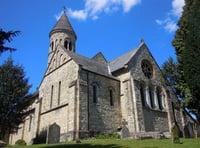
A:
[149, 86, 154, 109]
[55, 39, 58, 48]
[157, 87, 163, 110]
[140, 83, 145, 106]
[64, 40, 68, 49]
[58, 81, 61, 106]
[93, 85, 97, 103]
[69, 42, 72, 51]
[109, 89, 114, 106]
[51, 41, 54, 51]
[50, 85, 54, 108]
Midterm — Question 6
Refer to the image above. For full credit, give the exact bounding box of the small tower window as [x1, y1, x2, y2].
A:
[51, 41, 54, 51]
[64, 40, 68, 49]
[69, 42, 72, 51]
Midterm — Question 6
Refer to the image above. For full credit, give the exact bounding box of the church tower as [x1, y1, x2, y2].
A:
[48, 11, 77, 64]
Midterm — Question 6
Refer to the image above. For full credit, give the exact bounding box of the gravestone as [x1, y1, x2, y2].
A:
[184, 125, 190, 138]
[47, 123, 60, 144]
[121, 119, 130, 139]
[171, 123, 180, 144]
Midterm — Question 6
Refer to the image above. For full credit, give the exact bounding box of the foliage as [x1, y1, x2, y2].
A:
[172, 0, 200, 122]
[0, 28, 20, 54]
[15, 139, 27, 146]
[161, 57, 179, 94]
[13, 138, 200, 148]
[0, 57, 32, 140]
[95, 133, 120, 139]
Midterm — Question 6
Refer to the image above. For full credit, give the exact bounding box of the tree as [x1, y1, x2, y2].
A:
[0, 57, 32, 141]
[172, 0, 200, 122]
[161, 57, 179, 94]
[0, 28, 20, 54]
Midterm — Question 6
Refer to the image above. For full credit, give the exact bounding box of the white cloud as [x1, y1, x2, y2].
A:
[65, 0, 140, 20]
[172, 0, 185, 17]
[68, 9, 88, 20]
[85, 0, 109, 15]
[156, 0, 185, 33]
[122, 0, 141, 12]
[164, 20, 178, 33]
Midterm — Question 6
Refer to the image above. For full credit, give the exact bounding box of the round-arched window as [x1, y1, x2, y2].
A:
[141, 60, 153, 79]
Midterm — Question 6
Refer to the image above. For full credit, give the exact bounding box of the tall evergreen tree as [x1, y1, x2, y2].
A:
[0, 28, 20, 54]
[161, 57, 178, 93]
[0, 57, 32, 140]
[172, 0, 200, 122]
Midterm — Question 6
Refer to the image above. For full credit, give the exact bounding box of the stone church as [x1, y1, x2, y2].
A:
[9, 11, 199, 145]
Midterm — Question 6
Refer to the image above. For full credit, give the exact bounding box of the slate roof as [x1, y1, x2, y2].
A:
[49, 12, 77, 39]
[60, 42, 144, 79]
[109, 42, 144, 72]
[61, 46, 117, 79]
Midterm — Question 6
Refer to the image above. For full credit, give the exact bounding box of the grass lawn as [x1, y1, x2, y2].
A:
[12, 138, 200, 148]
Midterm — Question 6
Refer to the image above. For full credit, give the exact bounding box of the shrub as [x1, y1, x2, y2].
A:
[95, 133, 120, 139]
[15, 139, 26, 146]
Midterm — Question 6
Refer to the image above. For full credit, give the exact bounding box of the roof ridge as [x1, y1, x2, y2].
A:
[109, 42, 145, 72]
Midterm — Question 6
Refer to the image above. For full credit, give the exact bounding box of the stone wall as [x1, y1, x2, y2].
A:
[39, 58, 79, 142]
[143, 108, 168, 132]
[114, 43, 174, 138]
[79, 69, 121, 136]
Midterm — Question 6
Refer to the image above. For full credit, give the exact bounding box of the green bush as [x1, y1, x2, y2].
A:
[15, 139, 26, 146]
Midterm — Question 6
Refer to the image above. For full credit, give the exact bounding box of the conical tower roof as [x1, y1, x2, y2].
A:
[49, 11, 77, 39]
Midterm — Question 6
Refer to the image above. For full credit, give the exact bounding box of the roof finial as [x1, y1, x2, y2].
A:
[63, 6, 66, 13]
[141, 38, 144, 43]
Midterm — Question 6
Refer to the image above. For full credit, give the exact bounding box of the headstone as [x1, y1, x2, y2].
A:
[47, 123, 60, 144]
[184, 125, 190, 138]
[187, 122, 194, 138]
[121, 119, 130, 139]
[171, 123, 180, 144]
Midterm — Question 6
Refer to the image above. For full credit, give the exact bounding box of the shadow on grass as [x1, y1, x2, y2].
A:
[41, 143, 126, 148]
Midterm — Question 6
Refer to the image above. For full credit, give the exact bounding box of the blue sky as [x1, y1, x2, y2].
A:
[0, 0, 185, 93]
